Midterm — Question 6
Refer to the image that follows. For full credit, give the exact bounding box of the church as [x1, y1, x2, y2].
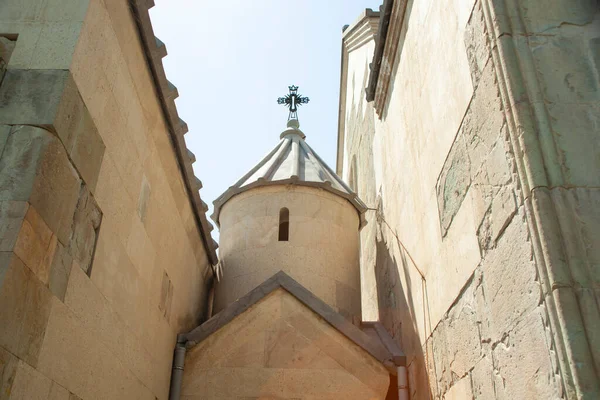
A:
[0, 0, 598, 399]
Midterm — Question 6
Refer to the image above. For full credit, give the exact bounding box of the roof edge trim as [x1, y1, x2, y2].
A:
[127, 0, 218, 265]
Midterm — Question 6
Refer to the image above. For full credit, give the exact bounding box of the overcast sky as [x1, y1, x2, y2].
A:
[150, 0, 380, 239]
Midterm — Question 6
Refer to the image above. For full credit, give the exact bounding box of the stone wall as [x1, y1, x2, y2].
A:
[339, 0, 600, 398]
[0, 0, 213, 399]
[216, 185, 361, 322]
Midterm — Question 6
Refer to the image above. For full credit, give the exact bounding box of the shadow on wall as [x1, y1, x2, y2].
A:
[374, 196, 432, 400]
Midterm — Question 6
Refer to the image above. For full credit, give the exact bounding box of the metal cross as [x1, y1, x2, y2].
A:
[277, 85, 309, 120]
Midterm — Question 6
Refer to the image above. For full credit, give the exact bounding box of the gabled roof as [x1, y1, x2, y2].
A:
[211, 119, 367, 228]
[181, 271, 405, 370]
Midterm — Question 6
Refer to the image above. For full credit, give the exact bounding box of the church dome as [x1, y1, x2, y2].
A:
[211, 118, 367, 228]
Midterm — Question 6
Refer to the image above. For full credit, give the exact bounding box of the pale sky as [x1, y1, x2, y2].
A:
[150, 1, 380, 239]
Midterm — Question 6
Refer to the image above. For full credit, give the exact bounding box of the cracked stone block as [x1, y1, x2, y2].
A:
[471, 356, 494, 399]
[436, 134, 471, 237]
[477, 185, 517, 250]
[0, 125, 81, 245]
[462, 63, 505, 175]
[481, 214, 540, 342]
[519, 0, 597, 34]
[68, 186, 101, 275]
[464, 2, 490, 88]
[443, 375, 473, 400]
[492, 309, 558, 399]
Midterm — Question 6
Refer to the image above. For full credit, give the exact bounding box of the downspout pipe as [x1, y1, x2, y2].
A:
[397, 365, 409, 400]
[168, 334, 187, 400]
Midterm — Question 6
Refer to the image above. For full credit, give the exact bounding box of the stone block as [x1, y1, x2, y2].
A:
[37, 297, 155, 400]
[492, 309, 558, 399]
[0, 69, 69, 126]
[443, 374, 473, 400]
[14, 205, 55, 284]
[0, 252, 53, 367]
[29, 21, 82, 70]
[0, 201, 28, 252]
[0, 126, 53, 202]
[481, 214, 539, 342]
[8, 360, 52, 400]
[0, 345, 18, 400]
[471, 356, 494, 399]
[477, 185, 517, 251]
[0, 125, 10, 156]
[0, 125, 81, 244]
[68, 186, 101, 275]
[48, 241, 73, 302]
[68, 107, 105, 192]
[436, 134, 471, 236]
[48, 382, 69, 400]
[464, 1, 490, 88]
[0, 253, 28, 355]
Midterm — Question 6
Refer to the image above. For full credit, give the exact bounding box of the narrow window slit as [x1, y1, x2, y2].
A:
[279, 207, 289, 241]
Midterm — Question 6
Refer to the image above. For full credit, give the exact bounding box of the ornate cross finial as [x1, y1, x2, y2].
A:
[277, 85, 309, 120]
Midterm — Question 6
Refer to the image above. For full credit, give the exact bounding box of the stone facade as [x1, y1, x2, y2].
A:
[0, 1, 216, 399]
[338, 0, 600, 399]
[184, 288, 390, 399]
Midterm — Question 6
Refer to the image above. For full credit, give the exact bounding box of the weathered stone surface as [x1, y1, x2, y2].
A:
[8, 360, 52, 400]
[68, 106, 105, 192]
[443, 375, 473, 400]
[464, 2, 490, 88]
[48, 241, 73, 302]
[0, 252, 53, 368]
[0, 345, 18, 400]
[0, 125, 10, 156]
[0, 37, 16, 72]
[48, 381, 69, 400]
[436, 135, 471, 237]
[492, 310, 558, 399]
[0, 201, 28, 252]
[0, 126, 54, 201]
[481, 213, 540, 342]
[68, 186, 101, 275]
[14, 205, 55, 284]
[0, 126, 81, 245]
[0, 69, 70, 125]
[471, 356, 494, 399]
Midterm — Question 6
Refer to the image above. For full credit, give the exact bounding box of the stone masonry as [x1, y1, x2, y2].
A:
[339, 0, 600, 399]
[0, 0, 216, 399]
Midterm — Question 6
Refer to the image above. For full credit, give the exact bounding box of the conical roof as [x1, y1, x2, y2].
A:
[211, 119, 367, 227]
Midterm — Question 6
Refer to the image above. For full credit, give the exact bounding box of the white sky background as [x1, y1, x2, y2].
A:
[150, 0, 380, 240]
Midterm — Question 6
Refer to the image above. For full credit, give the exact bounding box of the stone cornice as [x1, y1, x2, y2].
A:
[365, 0, 409, 117]
[128, 0, 218, 266]
[336, 9, 380, 175]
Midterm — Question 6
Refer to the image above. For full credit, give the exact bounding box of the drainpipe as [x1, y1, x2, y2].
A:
[397, 366, 409, 400]
[168, 334, 187, 400]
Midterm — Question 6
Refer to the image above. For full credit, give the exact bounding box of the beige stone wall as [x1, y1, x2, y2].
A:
[215, 185, 362, 321]
[0, 0, 212, 399]
[183, 288, 389, 400]
[339, 0, 600, 399]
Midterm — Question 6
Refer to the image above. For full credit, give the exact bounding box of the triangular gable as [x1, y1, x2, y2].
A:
[183, 271, 405, 368]
[182, 287, 390, 398]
